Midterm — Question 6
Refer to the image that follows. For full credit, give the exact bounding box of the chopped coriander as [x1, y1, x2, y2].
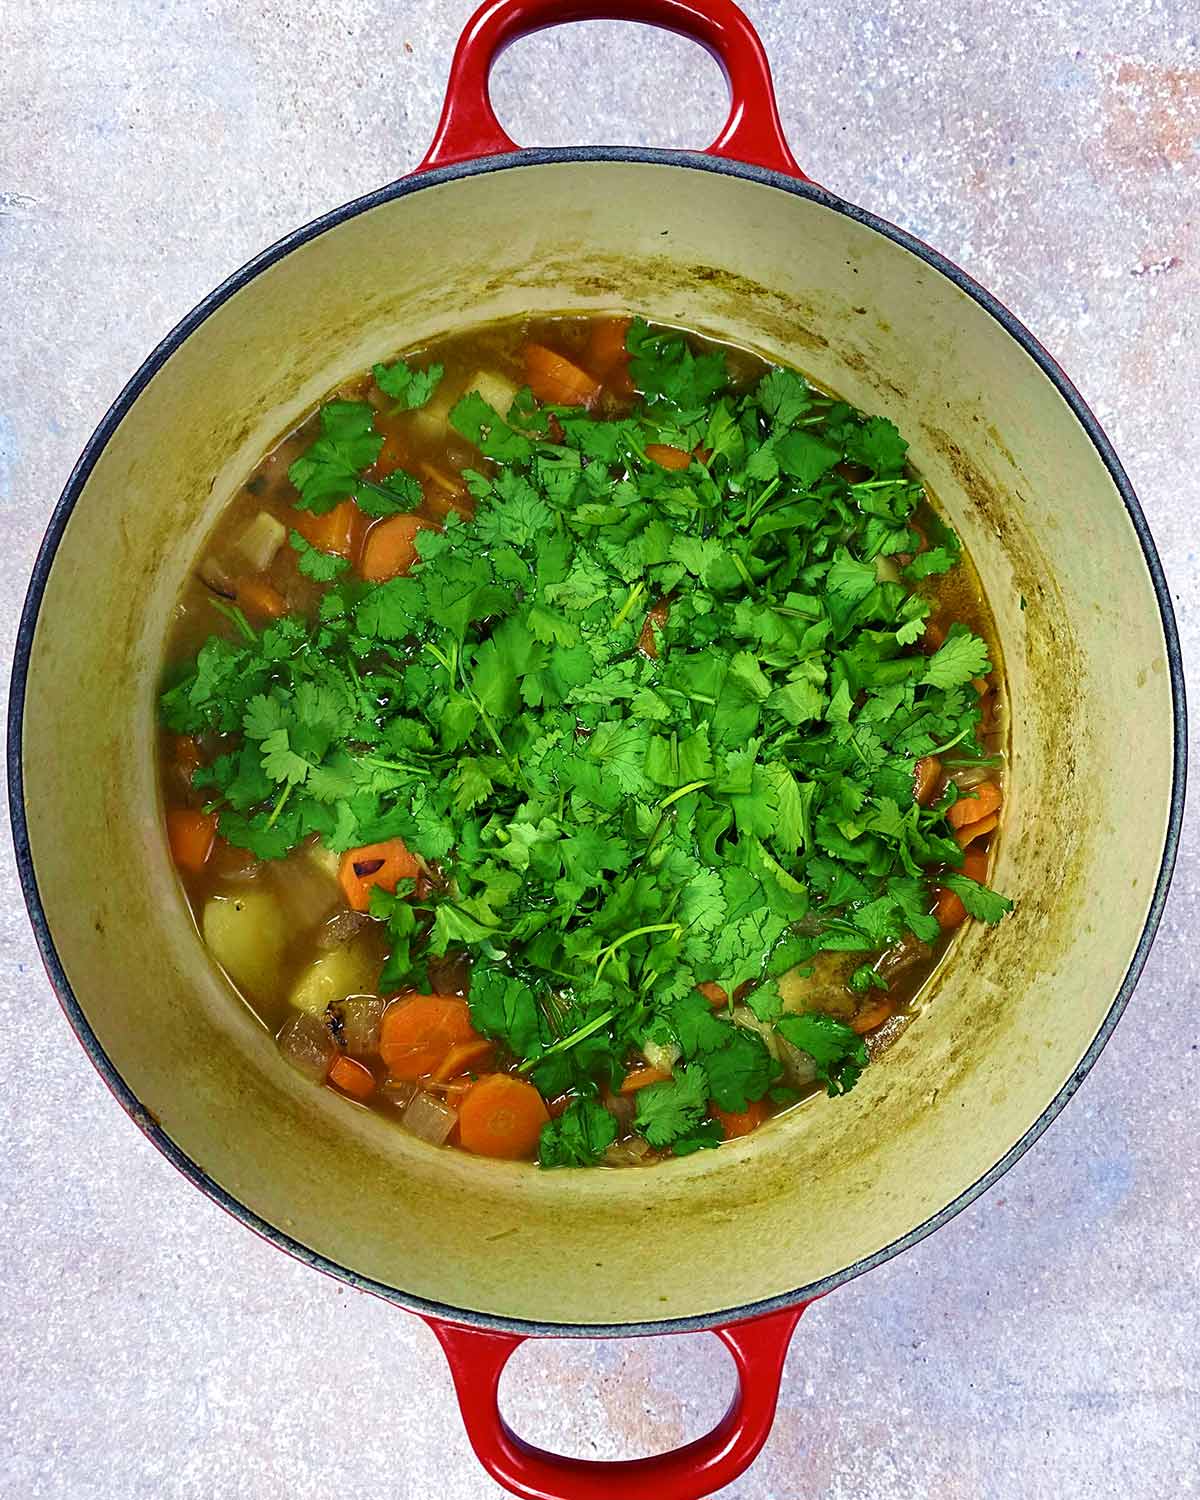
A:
[163, 318, 1013, 1168]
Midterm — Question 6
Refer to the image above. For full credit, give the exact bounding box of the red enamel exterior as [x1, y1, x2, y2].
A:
[416, 0, 807, 178]
[426, 1303, 810, 1499]
[416, 5, 812, 1492]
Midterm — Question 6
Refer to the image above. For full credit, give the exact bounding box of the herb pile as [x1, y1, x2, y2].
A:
[162, 320, 1011, 1165]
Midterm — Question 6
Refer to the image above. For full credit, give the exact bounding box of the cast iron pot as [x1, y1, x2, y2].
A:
[9, 2, 1186, 1496]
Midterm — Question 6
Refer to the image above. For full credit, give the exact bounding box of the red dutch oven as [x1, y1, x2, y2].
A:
[9, 2, 1186, 1497]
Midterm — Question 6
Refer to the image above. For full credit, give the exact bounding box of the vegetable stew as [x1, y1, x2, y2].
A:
[159, 315, 1011, 1167]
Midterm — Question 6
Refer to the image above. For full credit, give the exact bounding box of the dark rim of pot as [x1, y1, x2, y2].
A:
[8, 147, 1188, 1339]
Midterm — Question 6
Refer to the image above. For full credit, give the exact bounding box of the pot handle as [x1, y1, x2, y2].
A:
[425, 1302, 807, 1500]
[416, 0, 806, 178]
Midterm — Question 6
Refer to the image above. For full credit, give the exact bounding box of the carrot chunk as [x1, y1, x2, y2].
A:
[524, 344, 602, 407]
[379, 995, 480, 1080]
[913, 755, 942, 806]
[291, 499, 367, 561]
[167, 809, 217, 873]
[329, 1055, 376, 1100]
[947, 781, 1002, 830]
[233, 574, 287, 620]
[359, 514, 435, 582]
[696, 981, 729, 1007]
[644, 443, 692, 471]
[619, 1065, 673, 1094]
[712, 1097, 769, 1139]
[458, 1074, 550, 1160]
[955, 811, 999, 850]
[433, 1038, 495, 1082]
[638, 598, 670, 660]
[338, 838, 420, 912]
[584, 316, 634, 396]
[934, 849, 990, 930]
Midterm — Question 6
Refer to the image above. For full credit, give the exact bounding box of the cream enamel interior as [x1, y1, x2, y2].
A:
[20, 161, 1176, 1326]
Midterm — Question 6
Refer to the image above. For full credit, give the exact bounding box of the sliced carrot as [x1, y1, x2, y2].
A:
[329, 1055, 376, 1100]
[644, 443, 692, 471]
[956, 811, 999, 850]
[433, 1037, 495, 1082]
[934, 849, 990, 930]
[850, 998, 894, 1035]
[913, 755, 942, 806]
[338, 837, 420, 912]
[619, 1064, 673, 1095]
[359, 514, 435, 582]
[947, 781, 1002, 830]
[712, 1097, 769, 1139]
[167, 808, 217, 873]
[172, 735, 204, 780]
[524, 343, 602, 407]
[638, 598, 670, 660]
[233, 574, 287, 620]
[584, 316, 634, 396]
[458, 1073, 550, 1160]
[696, 981, 729, 1007]
[291, 498, 368, 562]
[380, 995, 480, 1079]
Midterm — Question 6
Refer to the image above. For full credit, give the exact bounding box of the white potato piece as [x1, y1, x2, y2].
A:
[289, 935, 379, 1017]
[462, 368, 521, 420]
[406, 383, 455, 440]
[202, 890, 286, 1001]
[233, 510, 286, 572]
[774, 952, 857, 1018]
[303, 838, 341, 882]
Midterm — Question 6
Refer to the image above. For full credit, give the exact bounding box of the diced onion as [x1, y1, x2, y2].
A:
[339, 995, 386, 1058]
[642, 1039, 681, 1073]
[402, 1090, 458, 1146]
[276, 1011, 335, 1084]
[949, 763, 997, 791]
[380, 1078, 418, 1111]
[233, 510, 286, 572]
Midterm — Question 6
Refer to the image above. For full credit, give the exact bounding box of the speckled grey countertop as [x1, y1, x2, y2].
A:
[2, 2, 1197, 1496]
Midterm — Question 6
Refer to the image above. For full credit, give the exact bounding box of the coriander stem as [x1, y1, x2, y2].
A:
[612, 580, 647, 631]
[210, 600, 257, 644]
[264, 782, 292, 828]
[517, 1007, 616, 1073]
[659, 779, 710, 810]
[593, 922, 682, 980]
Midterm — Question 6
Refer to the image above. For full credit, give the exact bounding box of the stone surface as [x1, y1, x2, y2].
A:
[1, 1, 1197, 1496]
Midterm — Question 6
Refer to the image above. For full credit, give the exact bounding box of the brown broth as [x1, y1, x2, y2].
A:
[161, 314, 1007, 1164]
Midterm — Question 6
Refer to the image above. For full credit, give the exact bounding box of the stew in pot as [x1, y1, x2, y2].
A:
[159, 315, 1011, 1166]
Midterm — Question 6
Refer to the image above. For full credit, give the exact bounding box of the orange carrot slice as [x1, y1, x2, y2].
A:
[338, 838, 420, 913]
[524, 344, 602, 407]
[712, 1097, 769, 1139]
[644, 443, 692, 471]
[947, 781, 1002, 830]
[359, 514, 435, 582]
[458, 1074, 550, 1160]
[329, 1055, 376, 1100]
[291, 499, 368, 562]
[166, 809, 217, 873]
[379, 995, 479, 1080]
[618, 1065, 673, 1095]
